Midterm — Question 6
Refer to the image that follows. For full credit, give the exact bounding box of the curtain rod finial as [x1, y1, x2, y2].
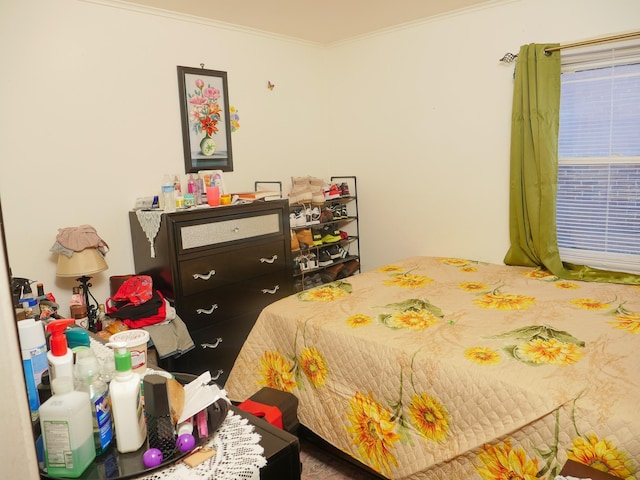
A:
[499, 52, 518, 63]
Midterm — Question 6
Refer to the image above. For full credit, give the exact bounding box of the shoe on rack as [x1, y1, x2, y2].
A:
[339, 230, 349, 240]
[305, 206, 320, 225]
[311, 227, 323, 246]
[307, 252, 318, 269]
[296, 228, 314, 249]
[340, 204, 348, 219]
[289, 176, 312, 205]
[298, 254, 310, 272]
[290, 230, 300, 251]
[339, 182, 350, 197]
[320, 224, 341, 244]
[323, 263, 344, 281]
[309, 177, 325, 205]
[319, 208, 333, 224]
[318, 249, 333, 267]
[323, 183, 341, 200]
[289, 209, 306, 227]
[340, 259, 360, 278]
[327, 244, 341, 259]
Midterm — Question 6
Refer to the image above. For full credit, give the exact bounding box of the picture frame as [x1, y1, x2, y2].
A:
[177, 66, 234, 173]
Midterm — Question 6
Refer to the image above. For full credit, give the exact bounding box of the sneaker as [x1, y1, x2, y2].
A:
[324, 183, 341, 200]
[327, 244, 342, 259]
[320, 224, 341, 244]
[290, 209, 306, 227]
[340, 204, 348, 219]
[318, 249, 333, 266]
[298, 255, 310, 271]
[311, 227, 323, 246]
[306, 206, 320, 225]
[339, 230, 349, 240]
[296, 228, 314, 249]
[307, 252, 318, 269]
[290, 176, 312, 205]
[339, 182, 350, 196]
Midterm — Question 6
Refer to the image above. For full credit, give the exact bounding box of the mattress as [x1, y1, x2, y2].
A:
[225, 256, 640, 479]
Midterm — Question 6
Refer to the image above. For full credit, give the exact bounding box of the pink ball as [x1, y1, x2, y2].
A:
[142, 448, 163, 468]
[176, 433, 196, 452]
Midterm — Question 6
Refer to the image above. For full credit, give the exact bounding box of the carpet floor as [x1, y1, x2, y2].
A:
[299, 435, 381, 480]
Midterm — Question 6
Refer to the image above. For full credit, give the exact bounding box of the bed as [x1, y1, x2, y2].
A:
[224, 256, 640, 479]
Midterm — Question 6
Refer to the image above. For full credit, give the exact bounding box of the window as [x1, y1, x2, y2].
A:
[557, 42, 640, 274]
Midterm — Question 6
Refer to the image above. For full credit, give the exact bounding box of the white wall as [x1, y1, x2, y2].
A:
[0, 0, 639, 469]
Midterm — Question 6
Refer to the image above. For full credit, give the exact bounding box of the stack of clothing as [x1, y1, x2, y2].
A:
[106, 275, 194, 359]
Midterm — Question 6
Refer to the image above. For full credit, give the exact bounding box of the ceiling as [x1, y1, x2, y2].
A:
[122, 0, 495, 44]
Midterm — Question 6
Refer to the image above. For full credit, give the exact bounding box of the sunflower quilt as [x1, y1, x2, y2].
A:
[225, 256, 640, 480]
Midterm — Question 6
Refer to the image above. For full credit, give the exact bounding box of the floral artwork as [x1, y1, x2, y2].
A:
[177, 66, 233, 172]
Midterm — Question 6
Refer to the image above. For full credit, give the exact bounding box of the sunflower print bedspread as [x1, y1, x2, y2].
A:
[225, 256, 640, 480]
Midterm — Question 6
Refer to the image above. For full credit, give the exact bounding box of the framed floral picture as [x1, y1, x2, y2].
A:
[177, 66, 234, 173]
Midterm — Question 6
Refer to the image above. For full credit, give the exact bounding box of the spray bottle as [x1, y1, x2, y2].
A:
[106, 341, 146, 453]
[46, 319, 76, 383]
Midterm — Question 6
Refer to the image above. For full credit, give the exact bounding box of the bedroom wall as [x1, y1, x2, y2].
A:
[0, 0, 638, 474]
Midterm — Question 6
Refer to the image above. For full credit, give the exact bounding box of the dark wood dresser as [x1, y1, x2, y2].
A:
[129, 200, 293, 385]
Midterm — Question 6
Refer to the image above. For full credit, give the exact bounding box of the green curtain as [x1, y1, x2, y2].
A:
[503, 44, 640, 285]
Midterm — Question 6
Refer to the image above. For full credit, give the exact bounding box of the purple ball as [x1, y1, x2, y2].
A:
[176, 433, 196, 452]
[142, 448, 164, 468]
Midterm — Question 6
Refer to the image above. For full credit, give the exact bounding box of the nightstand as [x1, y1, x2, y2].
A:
[559, 460, 621, 480]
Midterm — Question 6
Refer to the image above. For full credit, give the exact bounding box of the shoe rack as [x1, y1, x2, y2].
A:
[290, 176, 360, 291]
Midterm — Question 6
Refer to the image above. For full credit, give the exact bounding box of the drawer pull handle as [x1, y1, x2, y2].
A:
[259, 255, 278, 264]
[201, 338, 223, 349]
[196, 304, 219, 315]
[233, 227, 240, 233]
[211, 369, 223, 381]
[262, 285, 280, 295]
[193, 269, 216, 280]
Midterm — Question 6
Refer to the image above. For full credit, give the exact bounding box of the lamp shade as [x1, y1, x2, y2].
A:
[56, 248, 108, 277]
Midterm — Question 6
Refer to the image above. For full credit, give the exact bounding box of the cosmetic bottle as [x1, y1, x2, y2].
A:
[106, 341, 146, 453]
[143, 374, 177, 459]
[39, 377, 96, 478]
[161, 175, 176, 213]
[46, 318, 76, 383]
[17, 318, 48, 421]
[75, 349, 113, 455]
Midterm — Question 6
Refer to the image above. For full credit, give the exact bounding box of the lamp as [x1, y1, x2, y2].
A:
[56, 248, 108, 329]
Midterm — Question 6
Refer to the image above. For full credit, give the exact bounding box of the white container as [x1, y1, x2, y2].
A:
[110, 329, 149, 374]
[106, 342, 147, 453]
[17, 319, 48, 421]
[46, 318, 75, 383]
[39, 377, 96, 478]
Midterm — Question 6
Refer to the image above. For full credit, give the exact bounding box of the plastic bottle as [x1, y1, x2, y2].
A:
[161, 175, 176, 213]
[96, 304, 106, 331]
[106, 341, 146, 453]
[143, 374, 177, 459]
[17, 318, 48, 421]
[39, 377, 96, 478]
[46, 319, 76, 383]
[74, 349, 113, 455]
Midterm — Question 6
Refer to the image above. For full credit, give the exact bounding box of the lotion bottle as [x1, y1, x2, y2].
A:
[46, 318, 76, 383]
[106, 341, 146, 453]
[39, 377, 96, 478]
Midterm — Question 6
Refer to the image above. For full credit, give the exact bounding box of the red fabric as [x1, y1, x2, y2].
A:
[121, 291, 167, 328]
[237, 399, 283, 429]
[107, 275, 153, 307]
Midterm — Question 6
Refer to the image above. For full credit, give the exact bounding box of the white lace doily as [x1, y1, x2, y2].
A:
[135, 410, 266, 480]
[135, 210, 163, 258]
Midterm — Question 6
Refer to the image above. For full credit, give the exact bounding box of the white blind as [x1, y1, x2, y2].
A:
[557, 40, 640, 274]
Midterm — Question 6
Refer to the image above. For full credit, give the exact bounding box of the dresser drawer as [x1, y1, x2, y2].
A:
[178, 271, 292, 331]
[177, 211, 282, 253]
[169, 313, 257, 385]
[179, 240, 287, 296]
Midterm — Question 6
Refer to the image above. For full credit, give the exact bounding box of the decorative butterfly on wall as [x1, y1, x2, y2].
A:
[267, 81, 275, 91]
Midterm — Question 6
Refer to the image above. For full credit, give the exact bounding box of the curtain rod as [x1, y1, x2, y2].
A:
[544, 31, 640, 53]
[500, 31, 640, 63]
